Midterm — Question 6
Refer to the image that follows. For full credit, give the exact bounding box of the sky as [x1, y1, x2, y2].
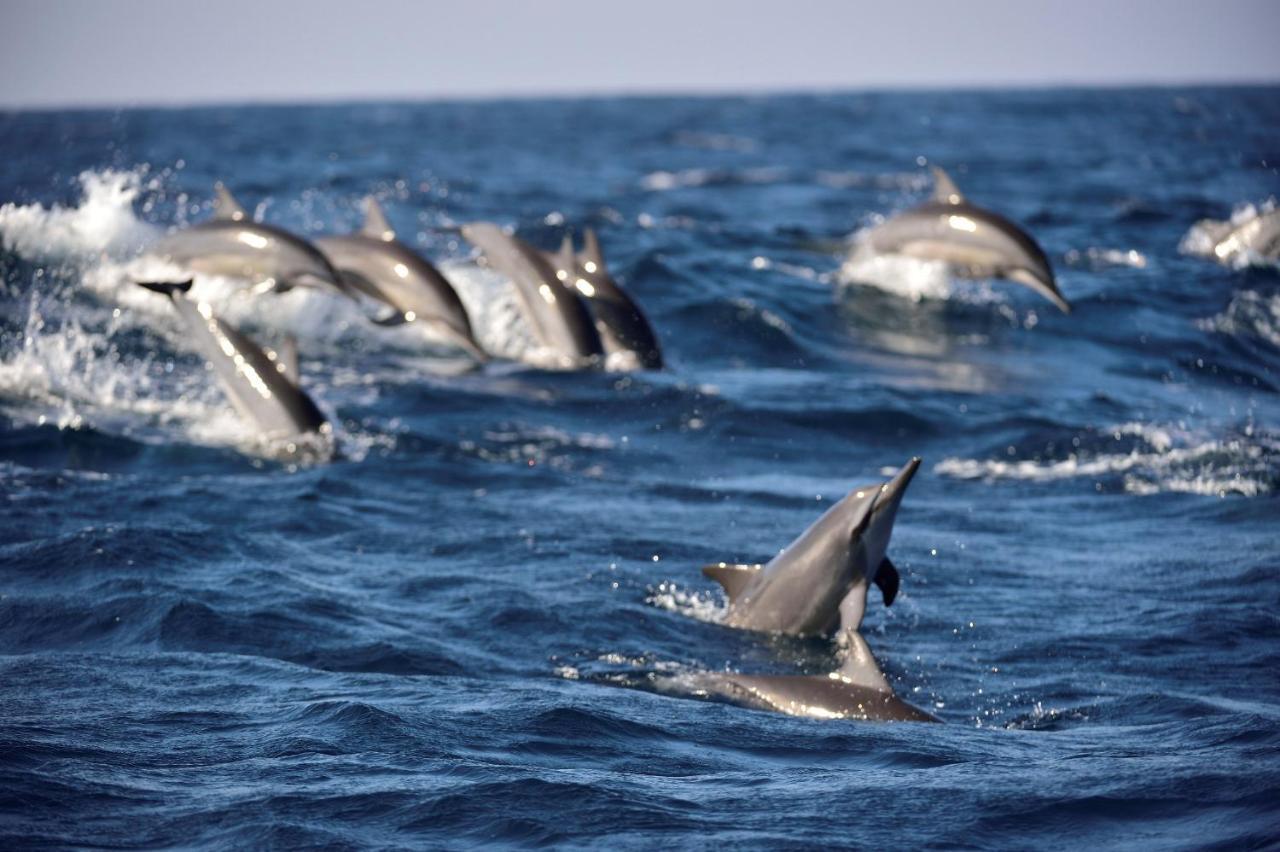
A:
[2, 0, 1278, 109]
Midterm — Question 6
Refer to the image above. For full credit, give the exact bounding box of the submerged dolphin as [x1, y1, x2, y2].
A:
[1190, 207, 1280, 264]
[858, 167, 1070, 312]
[543, 230, 663, 370]
[674, 632, 937, 722]
[461, 222, 603, 367]
[315, 198, 486, 360]
[703, 458, 920, 636]
[147, 184, 352, 297]
[136, 279, 330, 445]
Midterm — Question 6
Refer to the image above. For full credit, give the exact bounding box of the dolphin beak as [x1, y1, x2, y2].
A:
[876, 457, 921, 514]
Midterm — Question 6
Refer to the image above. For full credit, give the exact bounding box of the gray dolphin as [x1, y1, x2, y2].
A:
[1191, 207, 1280, 264]
[147, 184, 352, 297]
[460, 222, 604, 368]
[315, 198, 486, 360]
[703, 458, 920, 636]
[543, 230, 663, 370]
[136, 279, 331, 446]
[859, 167, 1070, 313]
[674, 632, 938, 722]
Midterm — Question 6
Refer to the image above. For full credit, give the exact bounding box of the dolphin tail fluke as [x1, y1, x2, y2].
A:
[874, 558, 900, 606]
[136, 279, 195, 299]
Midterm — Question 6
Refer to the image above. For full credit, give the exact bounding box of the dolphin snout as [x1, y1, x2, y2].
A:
[878, 457, 921, 509]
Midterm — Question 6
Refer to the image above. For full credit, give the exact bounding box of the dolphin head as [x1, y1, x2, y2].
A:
[857, 457, 920, 591]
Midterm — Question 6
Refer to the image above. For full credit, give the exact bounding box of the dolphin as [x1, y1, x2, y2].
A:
[673, 632, 938, 722]
[460, 222, 604, 368]
[702, 458, 920, 637]
[146, 184, 353, 297]
[135, 279, 331, 446]
[315, 197, 486, 360]
[543, 230, 663, 370]
[1191, 207, 1280, 264]
[857, 167, 1071, 313]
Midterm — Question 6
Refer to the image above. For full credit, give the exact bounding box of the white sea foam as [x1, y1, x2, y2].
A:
[1063, 247, 1148, 269]
[935, 422, 1275, 497]
[1179, 199, 1279, 268]
[0, 170, 160, 261]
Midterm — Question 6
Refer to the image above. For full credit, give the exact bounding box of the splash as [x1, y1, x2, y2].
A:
[0, 169, 160, 261]
[646, 580, 728, 624]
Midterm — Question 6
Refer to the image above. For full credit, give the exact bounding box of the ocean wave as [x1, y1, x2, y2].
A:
[1199, 288, 1280, 349]
[936, 422, 1277, 497]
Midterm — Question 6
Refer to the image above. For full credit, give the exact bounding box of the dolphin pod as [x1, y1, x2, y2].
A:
[858, 166, 1072, 313]
[135, 279, 331, 454]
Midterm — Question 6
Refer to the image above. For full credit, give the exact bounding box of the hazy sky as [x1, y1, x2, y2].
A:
[2, 0, 1278, 108]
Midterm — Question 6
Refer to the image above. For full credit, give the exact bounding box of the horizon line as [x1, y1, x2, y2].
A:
[3, 77, 1278, 114]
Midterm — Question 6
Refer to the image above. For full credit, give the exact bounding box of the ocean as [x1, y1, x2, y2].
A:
[1, 87, 1277, 848]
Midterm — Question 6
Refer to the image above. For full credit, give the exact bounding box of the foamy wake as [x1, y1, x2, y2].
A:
[1179, 199, 1279, 269]
[936, 422, 1276, 497]
[0, 170, 160, 261]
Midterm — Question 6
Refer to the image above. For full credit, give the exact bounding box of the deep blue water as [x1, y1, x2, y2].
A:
[1, 88, 1278, 848]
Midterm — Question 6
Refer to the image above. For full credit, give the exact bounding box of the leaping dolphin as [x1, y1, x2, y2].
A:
[461, 222, 604, 368]
[146, 184, 353, 297]
[136, 279, 331, 447]
[856, 167, 1071, 313]
[315, 198, 487, 360]
[673, 632, 938, 722]
[703, 458, 920, 636]
[544, 230, 663, 370]
[1189, 207, 1280, 264]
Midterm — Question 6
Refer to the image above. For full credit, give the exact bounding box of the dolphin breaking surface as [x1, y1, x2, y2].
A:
[1, 90, 1278, 847]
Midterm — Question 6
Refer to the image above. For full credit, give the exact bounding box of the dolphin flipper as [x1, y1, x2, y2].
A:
[275, 335, 300, 384]
[702, 563, 763, 603]
[874, 558, 900, 606]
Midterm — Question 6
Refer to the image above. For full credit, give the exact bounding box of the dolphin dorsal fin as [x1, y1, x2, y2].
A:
[836, 631, 892, 693]
[213, 183, 248, 221]
[580, 228, 606, 273]
[931, 166, 965, 205]
[361, 196, 396, 241]
[267, 335, 300, 384]
[557, 234, 576, 273]
[702, 562, 762, 603]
